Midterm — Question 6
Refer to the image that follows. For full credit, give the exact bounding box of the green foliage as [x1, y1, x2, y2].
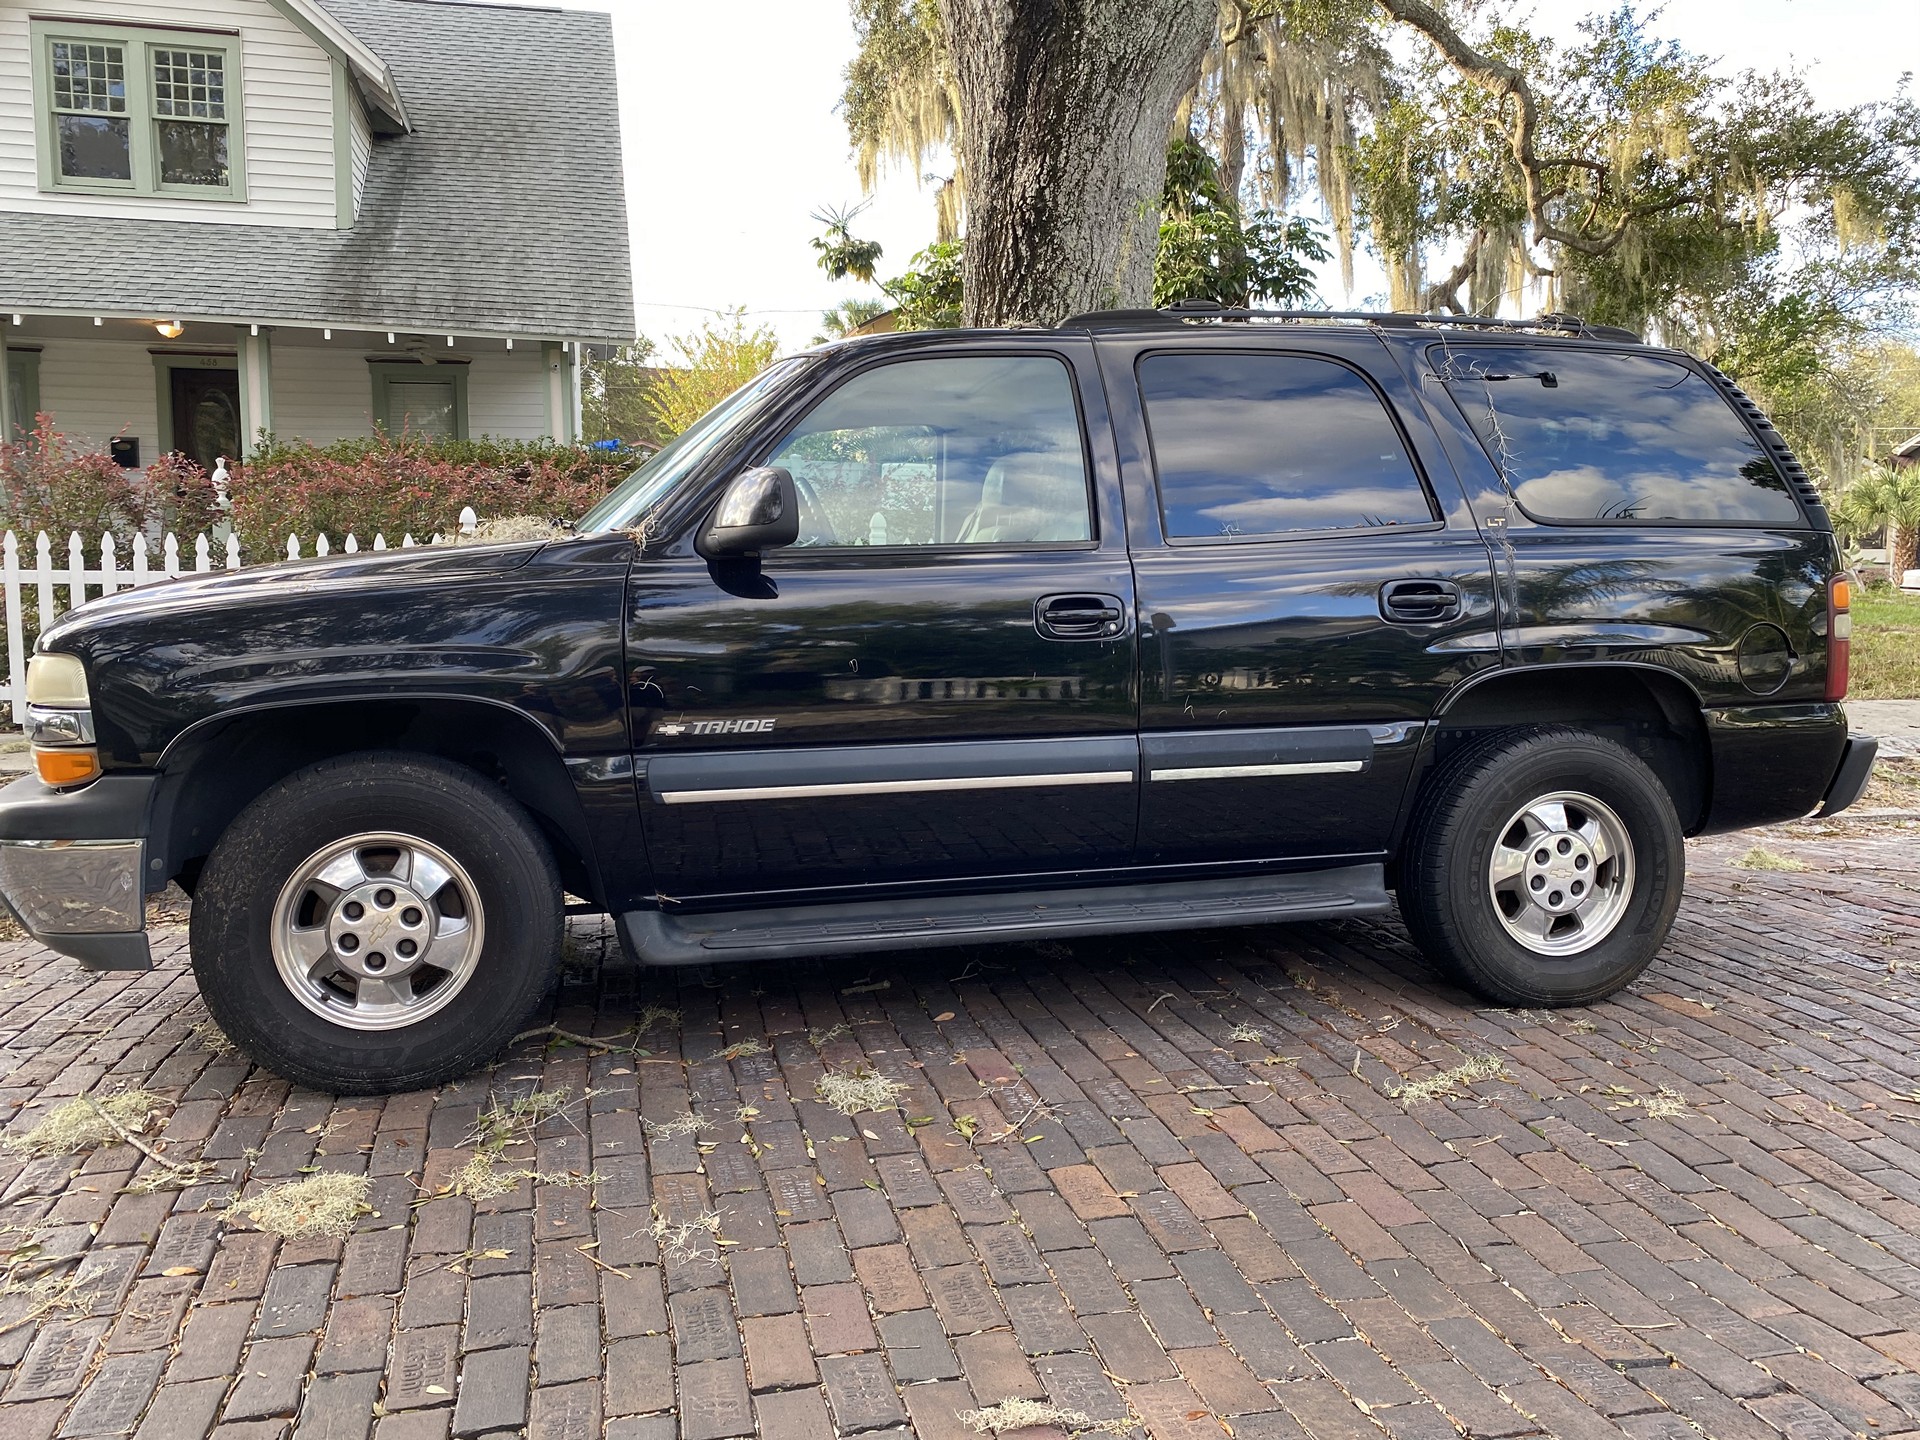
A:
[1837, 463, 1920, 574]
[582, 340, 662, 449]
[644, 312, 781, 439]
[812, 205, 886, 284]
[883, 242, 965, 330]
[1155, 137, 1329, 307]
[814, 298, 892, 346]
[231, 433, 636, 555]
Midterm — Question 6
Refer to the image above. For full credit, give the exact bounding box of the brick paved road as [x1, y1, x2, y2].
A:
[1, 819, 1917, 1440]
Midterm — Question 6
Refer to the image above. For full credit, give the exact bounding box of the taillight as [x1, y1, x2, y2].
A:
[1826, 575, 1851, 702]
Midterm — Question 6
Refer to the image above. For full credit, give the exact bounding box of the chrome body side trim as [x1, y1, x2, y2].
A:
[1149, 760, 1365, 782]
[658, 770, 1136, 805]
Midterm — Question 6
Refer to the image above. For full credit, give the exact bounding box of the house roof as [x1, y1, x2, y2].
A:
[0, 0, 635, 342]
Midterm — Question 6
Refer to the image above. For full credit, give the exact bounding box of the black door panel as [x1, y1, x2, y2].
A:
[639, 735, 1137, 896]
[626, 338, 1139, 899]
[1105, 333, 1502, 865]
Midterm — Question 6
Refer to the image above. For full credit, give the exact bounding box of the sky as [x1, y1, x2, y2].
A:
[554, 0, 1920, 352]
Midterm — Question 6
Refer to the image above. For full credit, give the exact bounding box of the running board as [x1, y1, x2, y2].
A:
[618, 864, 1389, 967]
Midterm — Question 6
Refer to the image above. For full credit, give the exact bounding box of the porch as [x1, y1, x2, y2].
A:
[0, 311, 588, 472]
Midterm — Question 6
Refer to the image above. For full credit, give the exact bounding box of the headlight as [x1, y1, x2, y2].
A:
[24, 653, 98, 787]
[26, 653, 90, 708]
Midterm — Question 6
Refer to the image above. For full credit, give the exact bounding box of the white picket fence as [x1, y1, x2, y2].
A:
[0, 507, 478, 724]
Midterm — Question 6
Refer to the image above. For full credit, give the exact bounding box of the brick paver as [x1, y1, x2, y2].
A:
[0, 818, 1917, 1438]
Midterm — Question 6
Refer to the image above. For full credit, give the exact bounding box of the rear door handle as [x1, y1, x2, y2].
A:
[1036, 593, 1128, 640]
[1380, 578, 1462, 623]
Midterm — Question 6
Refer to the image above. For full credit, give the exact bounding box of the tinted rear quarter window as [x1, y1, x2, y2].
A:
[1435, 345, 1802, 524]
[1138, 351, 1436, 541]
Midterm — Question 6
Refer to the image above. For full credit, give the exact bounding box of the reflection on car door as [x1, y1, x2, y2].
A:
[1101, 333, 1502, 867]
[629, 339, 1139, 900]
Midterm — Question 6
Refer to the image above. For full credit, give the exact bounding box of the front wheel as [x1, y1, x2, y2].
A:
[190, 752, 562, 1093]
[1398, 726, 1685, 1006]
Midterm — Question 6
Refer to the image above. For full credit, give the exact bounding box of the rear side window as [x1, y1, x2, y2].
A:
[1138, 351, 1436, 541]
[1435, 345, 1802, 524]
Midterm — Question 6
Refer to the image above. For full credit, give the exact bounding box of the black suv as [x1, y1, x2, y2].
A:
[0, 308, 1877, 1091]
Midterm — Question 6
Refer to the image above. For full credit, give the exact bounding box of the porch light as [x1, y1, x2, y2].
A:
[505, 338, 513, 350]
[93, 317, 103, 326]
[9, 315, 20, 326]
[154, 320, 184, 339]
[447, 335, 455, 347]
[323, 328, 333, 340]
[387, 332, 396, 343]
[249, 324, 259, 336]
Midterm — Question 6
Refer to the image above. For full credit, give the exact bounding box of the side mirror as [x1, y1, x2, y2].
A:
[698, 466, 799, 559]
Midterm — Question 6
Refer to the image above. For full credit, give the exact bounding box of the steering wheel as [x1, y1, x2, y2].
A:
[790, 472, 839, 547]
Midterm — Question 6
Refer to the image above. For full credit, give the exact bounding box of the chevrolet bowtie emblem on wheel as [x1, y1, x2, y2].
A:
[656, 718, 777, 738]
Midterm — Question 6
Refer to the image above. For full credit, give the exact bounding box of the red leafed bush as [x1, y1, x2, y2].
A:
[0, 415, 158, 542]
[228, 433, 638, 556]
[144, 450, 226, 540]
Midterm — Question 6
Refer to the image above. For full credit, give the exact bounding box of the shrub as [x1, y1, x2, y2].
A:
[144, 451, 225, 540]
[0, 415, 157, 543]
[227, 433, 640, 556]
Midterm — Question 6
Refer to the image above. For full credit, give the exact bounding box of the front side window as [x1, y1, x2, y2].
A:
[37, 25, 241, 198]
[1437, 345, 1802, 524]
[764, 355, 1092, 548]
[1140, 351, 1436, 541]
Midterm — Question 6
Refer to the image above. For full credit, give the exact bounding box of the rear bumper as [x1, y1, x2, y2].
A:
[0, 773, 154, 971]
[1816, 733, 1878, 818]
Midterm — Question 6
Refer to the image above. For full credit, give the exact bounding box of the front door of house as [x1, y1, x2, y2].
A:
[170, 368, 241, 471]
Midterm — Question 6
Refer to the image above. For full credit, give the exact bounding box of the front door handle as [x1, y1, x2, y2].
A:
[1036, 593, 1127, 640]
[1380, 578, 1462, 623]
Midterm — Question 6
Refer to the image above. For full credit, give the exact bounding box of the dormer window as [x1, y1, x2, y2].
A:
[33, 22, 245, 201]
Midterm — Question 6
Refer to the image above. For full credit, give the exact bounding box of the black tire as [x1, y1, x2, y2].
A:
[190, 751, 562, 1093]
[1397, 726, 1684, 1006]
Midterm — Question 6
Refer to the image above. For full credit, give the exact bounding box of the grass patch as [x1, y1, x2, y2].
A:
[644, 1113, 712, 1140]
[713, 1039, 766, 1061]
[1228, 1023, 1267, 1044]
[237, 1172, 372, 1239]
[1733, 846, 1808, 872]
[959, 1398, 1134, 1435]
[453, 1089, 580, 1200]
[187, 1018, 238, 1057]
[808, 1023, 852, 1047]
[634, 1004, 681, 1033]
[1640, 1086, 1688, 1119]
[817, 1065, 908, 1116]
[1388, 1054, 1507, 1105]
[4, 1091, 161, 1158]
[1853, 585, 1920, 700]
[649, 1210, 722, 1264]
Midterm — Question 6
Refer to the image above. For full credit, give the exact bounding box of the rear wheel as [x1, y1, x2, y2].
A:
[1398, 726, 1684, 1006]
[190, 752, 561, 1093]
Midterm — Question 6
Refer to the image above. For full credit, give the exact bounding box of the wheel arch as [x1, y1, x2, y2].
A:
[1427, 662, 1710, 834]
[149, 696, 606, 903]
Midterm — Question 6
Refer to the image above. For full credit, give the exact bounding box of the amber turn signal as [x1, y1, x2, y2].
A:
[34, 748, 99, 786]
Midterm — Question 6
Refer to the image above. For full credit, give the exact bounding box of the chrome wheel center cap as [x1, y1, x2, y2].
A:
[326, 880, 433, 978]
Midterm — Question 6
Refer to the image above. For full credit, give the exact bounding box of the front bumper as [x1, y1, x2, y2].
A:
[0, 773, 156, 970]
[1816, 733, 1879, 818]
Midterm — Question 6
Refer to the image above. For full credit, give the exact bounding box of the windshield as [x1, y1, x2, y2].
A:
[577, 357, 809, 533]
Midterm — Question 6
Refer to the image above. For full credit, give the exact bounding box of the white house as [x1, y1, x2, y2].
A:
[0, 0, 634, 471]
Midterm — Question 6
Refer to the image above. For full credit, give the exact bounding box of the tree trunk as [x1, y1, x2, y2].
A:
[939, 0, 1219, 326]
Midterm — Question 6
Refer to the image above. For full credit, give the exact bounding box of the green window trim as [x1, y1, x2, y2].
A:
[31, 19, 247, 203]
[370, 360, 469, 441]
[5, 348, 43, 439]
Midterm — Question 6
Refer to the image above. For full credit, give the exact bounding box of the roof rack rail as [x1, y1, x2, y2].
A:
[1058, 299, 1643, 344]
